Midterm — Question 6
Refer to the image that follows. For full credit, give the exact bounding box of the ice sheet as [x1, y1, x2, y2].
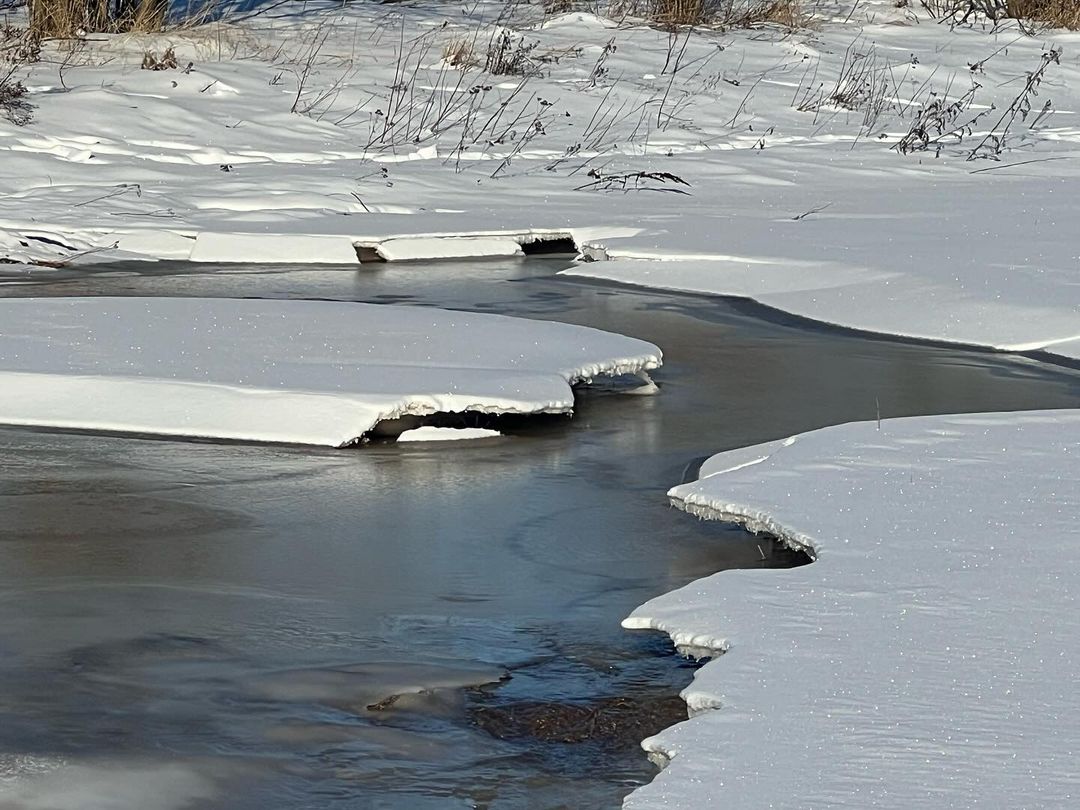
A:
[0, 297, 660, 446]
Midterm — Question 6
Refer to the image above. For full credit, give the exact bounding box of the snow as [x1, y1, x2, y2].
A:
[397, 427, 502, 442]
[0, 297, 660, 446]
[375, 236, 523, 261]
[189, 232, 359, 263]
[624, 409, 1080, 808]
[563, 250, 1080, 360]
[2, 1, 1075, 355]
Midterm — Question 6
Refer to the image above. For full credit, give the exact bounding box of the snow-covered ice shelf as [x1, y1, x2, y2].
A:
[624, 409, 1080, 809]
[0, 297, 660, 446]
[564, 255, 1080, 363]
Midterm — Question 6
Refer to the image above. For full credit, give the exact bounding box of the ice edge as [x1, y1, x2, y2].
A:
[620, 491, 820, 805]
[0, 350, 662, 448]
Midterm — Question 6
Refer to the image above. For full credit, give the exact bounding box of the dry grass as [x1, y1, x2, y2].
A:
[484, 28, 540, 76]
[29, 0, 88, 37]
[920, 0, 1080, 28]
[612, 0, 808, 29]
[1006, 0, 1080, 27]
[0, 65, 32, 124]
[794, 40, 895, 131]
[746, 0, 806, 26]
[122, 0, 168, 33]
[650, 0, 710, 25]
[2, 22, 41, 63]
[29, 0, 167, 37]
[141, 44, 176, 69]
[443, 30, 542, 76]
[442, 38, 479, 69]
[1, 24, 35, 126]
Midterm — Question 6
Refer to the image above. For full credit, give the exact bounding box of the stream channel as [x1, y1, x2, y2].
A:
[1, 258, 1078, 809]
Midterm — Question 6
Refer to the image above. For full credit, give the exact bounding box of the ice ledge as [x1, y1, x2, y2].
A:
[563, 258, 1080, 364]
[666, 498, 818, 561]
[623, 410, 1080, 809]
[2, 219, 641, 266]
[0, 297, 661, 446]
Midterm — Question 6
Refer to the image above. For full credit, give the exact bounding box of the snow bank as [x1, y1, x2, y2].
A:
[0, 298, 660, 446]
[189, 232, 358, 263]
[564, 255, 1080, 362]
[624, 409, 1080, 809]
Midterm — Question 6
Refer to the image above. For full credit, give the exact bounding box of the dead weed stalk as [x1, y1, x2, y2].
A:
[967, 45, 1059, 159]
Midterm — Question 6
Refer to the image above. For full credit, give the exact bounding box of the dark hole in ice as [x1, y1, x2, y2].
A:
[740, 529, 813, 568]
[355, 245, 386, 263]
[366, 410, 572, 441]
[368, 375, 655, 440]
[521, 236, 577, 257]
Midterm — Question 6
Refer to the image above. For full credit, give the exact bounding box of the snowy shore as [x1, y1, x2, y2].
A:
[3, 1, 1078, 358]
[624, 409, 1080, 808]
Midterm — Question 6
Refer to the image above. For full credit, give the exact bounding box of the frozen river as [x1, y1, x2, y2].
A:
[2, 259, 1078, 808]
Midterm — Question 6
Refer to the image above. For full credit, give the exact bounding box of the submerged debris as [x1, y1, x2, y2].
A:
[470, 691, 686, 749]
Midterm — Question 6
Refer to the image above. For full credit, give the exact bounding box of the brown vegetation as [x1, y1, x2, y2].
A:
[613, 0, 807, 28]
[921, 0, 1080, 29]
[28, 0, 167, 38]
[1, 23, 37, 126]
[1006, 0, 1080, 28]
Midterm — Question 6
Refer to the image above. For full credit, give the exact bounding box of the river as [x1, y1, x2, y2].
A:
[1, 258, 1077, 808]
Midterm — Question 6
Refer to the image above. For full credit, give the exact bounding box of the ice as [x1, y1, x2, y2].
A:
[250, 660, 506, 711]
[564, 255, 1080, 363]
[0, 297, 661, 446]
[0, 762, 219, 810]
[397, 427, 502, 442]
[375, 237, 523, 262]
[624, 409, 1080, 809]
[188, 232, 359, 264]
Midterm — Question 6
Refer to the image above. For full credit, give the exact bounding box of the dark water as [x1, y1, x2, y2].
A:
[1, 259, 1078, 808]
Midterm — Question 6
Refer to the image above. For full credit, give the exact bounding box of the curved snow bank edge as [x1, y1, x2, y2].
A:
[617, 434, 828, 796]
[622, 409, 1080, 808]
[0, 345, 660, 447]
[668, 496, 818, 561]
[561, 261, 1080, 364]
[621, 485, 816, 691]
[0, 297, 662, 447]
